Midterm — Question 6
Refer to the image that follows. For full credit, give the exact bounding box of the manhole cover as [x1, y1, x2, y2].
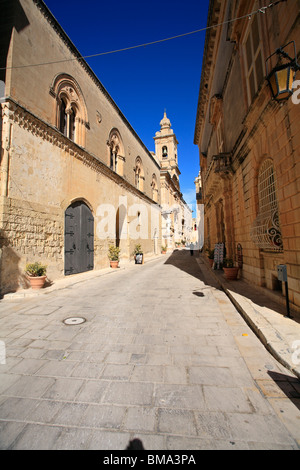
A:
[63, 317, 86, 325]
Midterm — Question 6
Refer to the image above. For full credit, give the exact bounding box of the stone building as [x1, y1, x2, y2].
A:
[154, 111, 192, 249]
[194, 0, 300, 310]
[194, 170, 204, 249]
[0, 0, 162, 294]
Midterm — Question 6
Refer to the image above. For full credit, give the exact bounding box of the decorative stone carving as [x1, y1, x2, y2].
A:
[96, 110, 102, 123]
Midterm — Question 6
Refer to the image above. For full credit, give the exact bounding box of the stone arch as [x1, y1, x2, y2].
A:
[64, 196, 94, 214]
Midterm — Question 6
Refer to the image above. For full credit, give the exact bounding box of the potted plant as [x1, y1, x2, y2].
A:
[133, 244, 143, 264]
[206, 249, 214, 267]
[222, 258, 239, 280]
[108, 245, 120, 268]
[25, 262, 47, 289]
[161, 245, 167, 254]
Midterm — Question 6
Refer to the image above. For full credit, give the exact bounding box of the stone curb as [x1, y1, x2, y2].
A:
[200, 256, 300, 380]
[224, 288, 300, 380]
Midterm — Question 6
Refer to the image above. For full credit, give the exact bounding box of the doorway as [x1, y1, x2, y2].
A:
[64, 201, 94, 275]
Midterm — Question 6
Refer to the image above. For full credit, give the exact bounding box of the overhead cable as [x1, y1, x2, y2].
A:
[0, 0, 287, 71]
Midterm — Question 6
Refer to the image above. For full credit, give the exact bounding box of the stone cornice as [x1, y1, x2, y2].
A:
[194, 0, 222, 146]
[3, 97, 158, 206]
[32, 0, 160, 171]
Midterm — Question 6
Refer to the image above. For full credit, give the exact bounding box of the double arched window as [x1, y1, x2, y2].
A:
[107, 129, 125, 175]
[51, 73, 88, 147]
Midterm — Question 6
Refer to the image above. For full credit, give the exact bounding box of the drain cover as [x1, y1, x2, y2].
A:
[63, 317, 86, 325]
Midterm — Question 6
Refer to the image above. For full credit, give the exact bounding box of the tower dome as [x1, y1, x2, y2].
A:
[160, 111, 171, 129]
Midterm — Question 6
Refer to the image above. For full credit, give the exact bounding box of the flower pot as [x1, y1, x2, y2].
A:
[208, 258, 214, 267]
[27, 275, 47, 290]
[110, 260, 119, 268]
[223, 267, 239, 280]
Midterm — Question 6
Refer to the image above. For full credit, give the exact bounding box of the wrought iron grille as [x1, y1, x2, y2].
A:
[250, 159, 283, 251]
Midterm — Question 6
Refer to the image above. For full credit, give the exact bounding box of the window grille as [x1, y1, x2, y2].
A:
[250, 159, 283, 251]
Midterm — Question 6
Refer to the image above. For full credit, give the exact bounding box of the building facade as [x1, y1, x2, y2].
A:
[194, 170, 204, 250]
[0, 0, 163, 294]
[194, 0, 300, 309]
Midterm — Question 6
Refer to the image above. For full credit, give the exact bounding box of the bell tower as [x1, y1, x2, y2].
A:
[154, 111, 180, 180]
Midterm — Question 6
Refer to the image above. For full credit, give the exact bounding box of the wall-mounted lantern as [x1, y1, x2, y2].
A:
[266, 41, 299, 101]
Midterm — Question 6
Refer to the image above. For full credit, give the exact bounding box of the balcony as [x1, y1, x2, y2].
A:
[213, 153, 232, 175]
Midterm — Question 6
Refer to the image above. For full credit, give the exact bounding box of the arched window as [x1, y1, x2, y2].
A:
[59, 98, 67, 135]
[69, 107, 76, 141]
[134, 157, 144, 191]
[58, 97, 76, 140]
[107, 129, 125, 175]
[51, 73, 88, 146]
[250, 159, 283, 251]
[162, 146, 168, 158]
[151, 174, 158, 202]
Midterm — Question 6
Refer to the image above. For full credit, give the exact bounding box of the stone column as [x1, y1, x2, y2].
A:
[0, 102, 13, 197]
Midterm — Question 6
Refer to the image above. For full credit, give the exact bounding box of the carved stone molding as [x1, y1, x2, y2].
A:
[4, 98, 157, 206]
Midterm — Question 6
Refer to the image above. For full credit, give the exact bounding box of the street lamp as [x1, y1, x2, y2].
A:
[266, 41, 299, 101]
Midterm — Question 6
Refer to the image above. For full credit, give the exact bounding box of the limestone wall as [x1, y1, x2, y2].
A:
[5, 0, 161, 201]
[0, 1, 163, 294]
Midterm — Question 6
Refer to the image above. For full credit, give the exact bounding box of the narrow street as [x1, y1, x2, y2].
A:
[0, 250, 299, 450]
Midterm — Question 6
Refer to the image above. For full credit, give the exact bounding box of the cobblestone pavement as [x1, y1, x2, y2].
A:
[0, 250, 299, 450]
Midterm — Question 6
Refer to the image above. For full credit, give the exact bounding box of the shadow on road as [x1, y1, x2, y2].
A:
[165, 251, 300, 326]
[267, 371, 300, 410]
[164, 249, 221, 291]
[210, 258, 300, 324]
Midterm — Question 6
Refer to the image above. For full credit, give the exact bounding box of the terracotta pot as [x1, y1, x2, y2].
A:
[110, 260, 119, 268]
[27, 275, 47, 290]
[223, 267, 239, 280]
[208, 258, 214, 267]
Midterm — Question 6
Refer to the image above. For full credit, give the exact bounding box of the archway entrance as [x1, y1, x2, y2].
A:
[64, 201, 94, 275]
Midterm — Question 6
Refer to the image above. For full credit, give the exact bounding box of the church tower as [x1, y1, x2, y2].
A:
[154, 111, 189, 251]
[154, 111, 181, 185]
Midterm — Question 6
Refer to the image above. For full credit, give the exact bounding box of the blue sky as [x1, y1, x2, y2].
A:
[44, 0, 210, 214]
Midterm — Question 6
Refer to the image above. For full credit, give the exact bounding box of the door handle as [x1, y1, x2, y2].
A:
[73, 243, 76, 250]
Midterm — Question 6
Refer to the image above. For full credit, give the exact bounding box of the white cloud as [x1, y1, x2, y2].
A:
[183, 188, 196, 206]
[182, 189, 196, 216]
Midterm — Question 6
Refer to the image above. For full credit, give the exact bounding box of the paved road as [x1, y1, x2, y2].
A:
[0, 250, 299, 450]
